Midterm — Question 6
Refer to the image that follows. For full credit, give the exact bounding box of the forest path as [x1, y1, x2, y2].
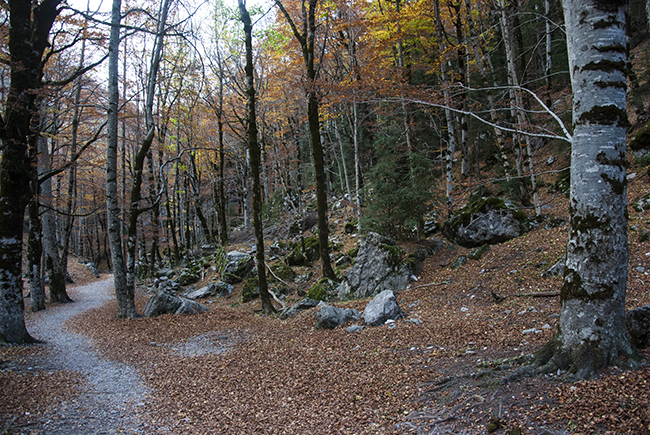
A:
[25, 277, 149, 434]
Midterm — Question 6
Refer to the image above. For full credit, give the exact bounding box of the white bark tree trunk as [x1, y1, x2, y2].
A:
[106, 0, 136, 318]
[434, 0, 456, 206]
[535, 0, 639, 379]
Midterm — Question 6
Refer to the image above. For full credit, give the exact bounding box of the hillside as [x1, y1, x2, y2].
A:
[2, 125, 649, 434]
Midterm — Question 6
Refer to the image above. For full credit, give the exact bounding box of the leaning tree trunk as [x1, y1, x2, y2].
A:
[239, 0, 275, 314]
[533, 0, 639, 380]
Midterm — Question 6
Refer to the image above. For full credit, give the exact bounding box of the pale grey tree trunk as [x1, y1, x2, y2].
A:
[333, 119, 352, 202]
[125, 0, 173, 290]
[464, 0, 511, 178]
[40, 137, 72, 304]
[498, 0, 541, 214]
[435, 0, 456, 206]
[545, 0, 552, 101]
[534, 0, 639, 379]
[107, 0, 137, 318]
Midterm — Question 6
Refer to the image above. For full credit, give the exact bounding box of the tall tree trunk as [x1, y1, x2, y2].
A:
[27, 182, 45, 312]
[533, 0, 638, 380]
[0, 0, 62, 343]
[498, 0, 540, 213]
[239, 0, 275, 314]
[465, 0, 511, 178]
[451, 0, 470, 178]
[107, 0, 136, 319]
[125, 0, 172, 290]
[41, 137, 72, 303]
[545, 0, 553, 107]
[217, 73, 228, 245]
[435, 0, 457, 207]
[276, 0, 336, 281]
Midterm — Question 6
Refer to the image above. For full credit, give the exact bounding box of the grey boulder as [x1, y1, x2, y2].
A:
[442, 197, 530, 248]
[337, 232, 413, 300]
[363, 290, 402, 327]
[144, 288, 208, 317]
[315, 303, 360, 329]
[280, 297, 320, 320]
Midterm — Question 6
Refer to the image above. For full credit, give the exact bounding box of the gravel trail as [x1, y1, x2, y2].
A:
[25, 277, 149, 434]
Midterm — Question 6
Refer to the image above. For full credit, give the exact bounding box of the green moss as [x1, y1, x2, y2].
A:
[344, 220, 358, 234]
[241, 276, 259, 303]
[378, 243, 404, 268]
[307, 278, 337, 301]
[630, 122, 650, 151]
[348, 247, 359, 258]
[561, 268, 616, 300]
[577, 104, 630, 128]
[468, 244, 490, 260]
[570, 211, 612, 233]
[286, 235, 320, 266]
[270, 264, 296, 282]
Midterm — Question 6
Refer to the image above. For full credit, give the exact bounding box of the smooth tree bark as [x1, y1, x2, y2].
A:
[239, 0, 276, 314]
[125, 0, 173, 290]
[27, 149, 45, 312]
[434, 0, 457, 206]
[533, 0, 639, 379]
[106, 0, 137, 319]
[464, 0, 511, 178]
[498, 0, 540, 213]
[0, 0, 62, 343]
[40, 136, 73, 303]
[275, 0, 337, 280]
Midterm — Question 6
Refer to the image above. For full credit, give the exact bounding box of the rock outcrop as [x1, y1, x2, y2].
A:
[337, 233, 413, 300]
[442, 197, 530, 248]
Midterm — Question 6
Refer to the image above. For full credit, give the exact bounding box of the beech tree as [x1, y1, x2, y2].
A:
[106, 0, 137, 318]
[0, 0, 63, 343]
[533, 0, 639, 379]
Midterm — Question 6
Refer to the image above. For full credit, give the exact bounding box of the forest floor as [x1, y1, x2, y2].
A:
[2, 144, 650, 434]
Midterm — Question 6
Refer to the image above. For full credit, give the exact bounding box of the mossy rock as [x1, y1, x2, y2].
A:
[222, 272, 243, 285]
[377, 243, 405, 269]
[450, 255, 468, 270]
[286, 235, 340, 267]
[176, 268, 200, 286]
[286, 235, 320, 266]
[241, 276, 259, 303]
[441, 197, 530, 248]
[308, 278, 338, 302]
[269, 263, 296, 282]
[468, 244, 490, 261]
